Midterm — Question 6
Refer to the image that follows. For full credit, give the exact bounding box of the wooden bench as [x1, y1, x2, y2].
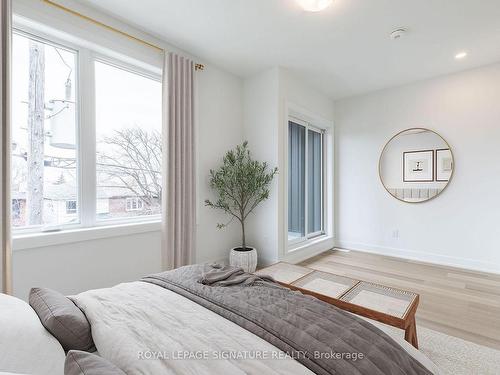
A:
[256, 262, 420, 349]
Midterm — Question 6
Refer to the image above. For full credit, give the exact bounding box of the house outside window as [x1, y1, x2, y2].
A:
[65, 200, 77, 214]
[125, 197, 144, 212]
[12, 199, 22, 220]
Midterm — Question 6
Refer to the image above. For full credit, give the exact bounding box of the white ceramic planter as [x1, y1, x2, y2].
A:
[229, 247, 258, 273]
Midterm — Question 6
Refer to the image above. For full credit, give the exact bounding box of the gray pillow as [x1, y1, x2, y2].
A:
[29, 287, 94, 352]
[65, 350, 125, 375]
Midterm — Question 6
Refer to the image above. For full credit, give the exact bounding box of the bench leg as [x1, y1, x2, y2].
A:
[404, 319, 419, 349]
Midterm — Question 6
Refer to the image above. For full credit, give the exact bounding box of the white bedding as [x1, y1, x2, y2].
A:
[0, 293, 65, 375]
[73, 281, 440, 374]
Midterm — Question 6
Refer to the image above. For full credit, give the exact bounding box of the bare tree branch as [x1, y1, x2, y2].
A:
[97, 127, 162, 212]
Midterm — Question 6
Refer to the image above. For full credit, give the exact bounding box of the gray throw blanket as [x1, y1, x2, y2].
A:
[199, 264, 276, 286]
[142, 264, 432, 375]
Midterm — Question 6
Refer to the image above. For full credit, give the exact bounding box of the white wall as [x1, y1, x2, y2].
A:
[13, 230, 161, 300]
[243, 68, 280, 266]
[335, 62, 500, 273]
[10, 0, 244, 299]
[196, 65, 243, 264]
[279, 68, 335, 123]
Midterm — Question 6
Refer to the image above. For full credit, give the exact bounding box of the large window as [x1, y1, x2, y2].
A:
[288, 118, 324, 243]
[11, 29, 162, 233]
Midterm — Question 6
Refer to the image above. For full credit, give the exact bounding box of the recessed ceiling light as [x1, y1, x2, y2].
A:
[455, 52, 467, 60]
[296, 0, 333, 12]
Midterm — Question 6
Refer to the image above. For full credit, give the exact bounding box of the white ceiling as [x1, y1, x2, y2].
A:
[79, 0, 500, 100]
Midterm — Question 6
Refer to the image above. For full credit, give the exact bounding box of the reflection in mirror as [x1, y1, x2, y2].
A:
[379, 128, 453, 203]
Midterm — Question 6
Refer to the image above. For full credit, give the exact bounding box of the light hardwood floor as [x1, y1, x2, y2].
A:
[301, 249, 500, 350]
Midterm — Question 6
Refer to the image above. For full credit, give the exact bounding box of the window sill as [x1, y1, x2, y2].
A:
[13, 220, 161, 251]
[288, 234, 332, 252]
[282, 235, 335, 264]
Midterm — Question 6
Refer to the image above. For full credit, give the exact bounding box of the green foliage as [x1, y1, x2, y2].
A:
[205, 141, 278, 250]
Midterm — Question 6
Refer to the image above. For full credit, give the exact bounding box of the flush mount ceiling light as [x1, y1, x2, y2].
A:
[455, 51, 468, 60]
[297, 0, 333, 12]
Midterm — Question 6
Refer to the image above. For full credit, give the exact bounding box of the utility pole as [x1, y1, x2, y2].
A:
[27, 41, 45, 225]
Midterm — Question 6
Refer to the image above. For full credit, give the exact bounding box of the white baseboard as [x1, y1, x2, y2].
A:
[336, 240, 500, 275]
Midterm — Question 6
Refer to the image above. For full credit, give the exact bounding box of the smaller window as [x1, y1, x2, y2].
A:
[288, 117, 325, 245]
[126, 197, 143, 212]
[66, 200, 77, 214]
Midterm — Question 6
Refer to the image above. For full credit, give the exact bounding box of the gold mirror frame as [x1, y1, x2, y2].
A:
[378, 127, 455, 204]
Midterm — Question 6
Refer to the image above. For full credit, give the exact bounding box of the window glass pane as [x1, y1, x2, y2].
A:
[288, 121, 305, 240]
[11, 33, 78, 229]
[95, 61, 162, 221]
[308, 129, 323, 234]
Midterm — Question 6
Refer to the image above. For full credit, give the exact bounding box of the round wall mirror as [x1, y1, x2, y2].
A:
[379, 128, 454, 203]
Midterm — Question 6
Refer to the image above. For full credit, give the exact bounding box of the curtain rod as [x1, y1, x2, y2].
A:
[42, 0, 205, 71]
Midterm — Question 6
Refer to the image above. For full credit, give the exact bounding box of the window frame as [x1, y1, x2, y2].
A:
[287, 115, 326, 246]
[11, 24, 162, 237]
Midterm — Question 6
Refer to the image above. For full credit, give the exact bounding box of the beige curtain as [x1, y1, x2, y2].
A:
[1, 0, 12, 294]
[162, 52, 196, 270]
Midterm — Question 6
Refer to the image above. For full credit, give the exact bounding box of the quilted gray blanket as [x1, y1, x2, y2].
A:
[199, 263, 276, 286]
[142, 264, 432, 375]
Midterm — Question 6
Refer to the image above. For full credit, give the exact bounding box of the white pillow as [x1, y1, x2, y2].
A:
[0, 293, 65, 375]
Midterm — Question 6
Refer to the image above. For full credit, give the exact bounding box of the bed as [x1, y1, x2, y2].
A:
[1, 264, 440, 374]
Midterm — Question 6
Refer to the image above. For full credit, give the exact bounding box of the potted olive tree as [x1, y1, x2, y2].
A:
[205, 141, 278, 272]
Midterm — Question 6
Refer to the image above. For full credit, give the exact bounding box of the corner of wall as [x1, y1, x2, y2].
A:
[242, 68, 281, 265]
